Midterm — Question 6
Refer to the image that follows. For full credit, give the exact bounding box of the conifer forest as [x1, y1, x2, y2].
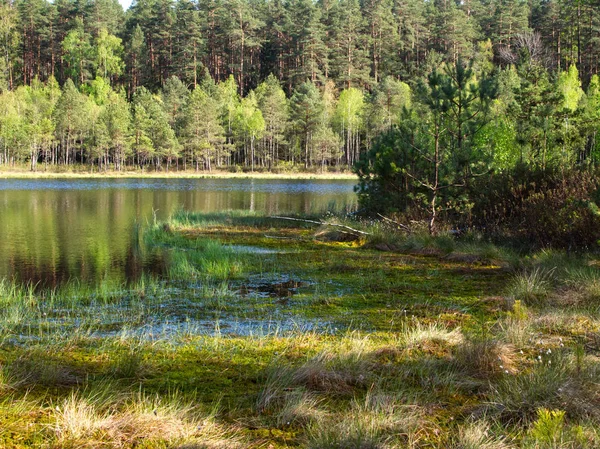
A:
[0, 0, 599, 174]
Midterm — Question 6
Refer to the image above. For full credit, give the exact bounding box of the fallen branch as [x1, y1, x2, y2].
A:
[270, 216, 371, 236]
[377, 213, 412, 233]
[264, 234, 298, 240]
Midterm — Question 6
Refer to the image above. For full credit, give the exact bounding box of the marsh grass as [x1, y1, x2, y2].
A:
[488, 351, 600, 423]
[305, 393, 423, 449]
[507, 268, 556, 305]
[401, 321, 464, 352]
[452, 420, 514, 449]
[274, 391, 327, 427]
[54, 390, 241, 448]
[3, 212, 600, 448]
[453, 339, 521, 380]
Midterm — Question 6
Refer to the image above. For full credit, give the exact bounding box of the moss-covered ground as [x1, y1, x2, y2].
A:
[1, 211, 600, 448]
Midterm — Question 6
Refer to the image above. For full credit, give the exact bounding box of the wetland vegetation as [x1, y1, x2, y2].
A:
[3, 0, 600, 445]
[2, 209, 600, 448]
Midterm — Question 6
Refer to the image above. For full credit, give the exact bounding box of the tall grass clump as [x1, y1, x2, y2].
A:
[506, 268, 556, 306]
[54, 390, 242, 448]
[167, 242, 244, 281]
[453, 338, 520, 380]
[305, 393, 422, 449]
[562, 266, 600, 306]
[530, 249, 584, 278]
[401, 321, 464, 349]
[488, 351, 600, 423]
[170, 210, 278, 229]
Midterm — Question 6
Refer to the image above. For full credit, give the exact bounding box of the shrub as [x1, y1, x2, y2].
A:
[468, 167, 600, 249]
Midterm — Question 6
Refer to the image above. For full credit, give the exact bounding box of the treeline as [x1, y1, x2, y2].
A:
[0, 0, 600, 171]
[1, 0, 600, 93]
[0, 72, 411, 170]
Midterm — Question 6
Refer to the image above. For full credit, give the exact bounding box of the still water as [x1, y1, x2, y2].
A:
[0, 178, 358, 286]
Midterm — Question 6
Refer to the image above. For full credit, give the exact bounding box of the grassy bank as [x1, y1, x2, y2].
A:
[1, 212, 600, 448]
[0, 165, 357, 180]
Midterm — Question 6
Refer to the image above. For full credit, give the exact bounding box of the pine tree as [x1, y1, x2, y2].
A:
[367, 76, 411, 136]
[511, 52, 561, 167]
[393, 0, 428, 77]
[225, 0, 265, 95]
[255, 74, 288, 167]
[429, 0, 477, 62]
[131, 93, 155, 166]
[87, 0, 125, 38]
[173, 0, 204, 88]
[150, 0, 176, 88]
[101, 90, 132, 170]
[62, 17, 94, 85]
[127, 25, 146, 95]
[17, 0, 49, 85]
[161, 75, 189, 136]
[0, 0, 20, 90]
[479, 0, 529, 51]
[53, 78, 90, 164]
[216, 74, 240, 153]
[182, 86, 226, 170]
[286, 0, 327, 88]
[329, 0, 371, 88]
[363, 0, 397, 83]
[289, 80, 324, 167]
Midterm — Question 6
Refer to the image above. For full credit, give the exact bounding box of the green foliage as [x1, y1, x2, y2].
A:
[182, 86, 226, 170]
[557, 66, 584, 114]
[95, 28, 124, 79]
[0, 0, 599, 176]
[528, 408, 566, 448]
[355, 58, 496, 233]
[62, 18, 94, 86]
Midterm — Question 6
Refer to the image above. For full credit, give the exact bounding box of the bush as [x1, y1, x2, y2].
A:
[468, 167, 600, 249]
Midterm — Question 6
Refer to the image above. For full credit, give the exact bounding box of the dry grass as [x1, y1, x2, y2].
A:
[488, 351, 600, 423]
[258, 334, 383, 411]
[305, 393, 423, 449]
[402, 322, 464, 353]
[291, 350, 371, 394]
[451, 420, 514, 449]
[275, 391, 328, 427]
[453, 340, 521, 379]
[53, 392, 242, 449]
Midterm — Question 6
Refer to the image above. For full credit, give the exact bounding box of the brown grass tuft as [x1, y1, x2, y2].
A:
[453, 340, 521, 379]
[54, 393, 243, 449]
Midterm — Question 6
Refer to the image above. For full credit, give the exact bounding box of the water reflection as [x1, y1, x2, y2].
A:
[0, 178, 357, 286]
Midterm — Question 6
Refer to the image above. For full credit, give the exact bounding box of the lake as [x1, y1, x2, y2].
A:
[0, 178, 358, 286]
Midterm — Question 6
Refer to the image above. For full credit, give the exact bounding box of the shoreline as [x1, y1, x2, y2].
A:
[0, 168, 357, 180]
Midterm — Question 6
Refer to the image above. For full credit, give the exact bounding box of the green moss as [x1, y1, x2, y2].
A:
[2, 212, 600, 447]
